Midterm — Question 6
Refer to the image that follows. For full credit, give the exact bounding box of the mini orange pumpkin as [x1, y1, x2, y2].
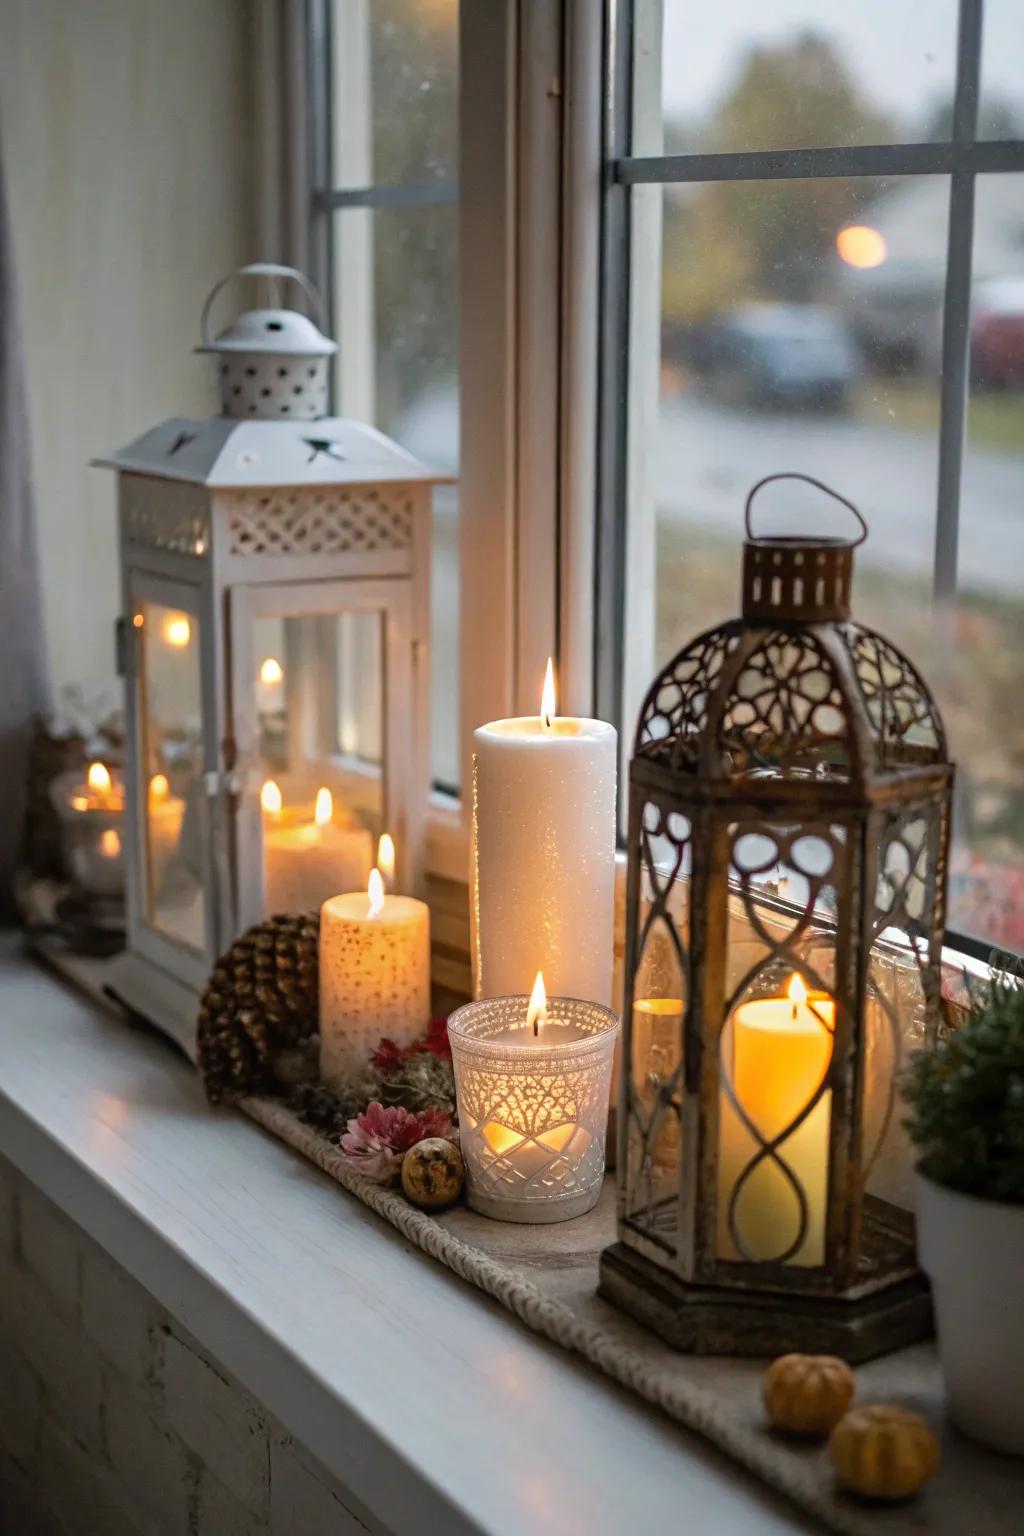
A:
[763, 1353, 855, 1437]
[829, 1404, 940, 1500]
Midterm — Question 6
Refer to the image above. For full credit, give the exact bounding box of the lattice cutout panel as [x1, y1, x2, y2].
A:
[221, 487, 415, 558]
[121, 475, 210, 557]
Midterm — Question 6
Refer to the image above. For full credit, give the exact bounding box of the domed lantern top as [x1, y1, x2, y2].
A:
[634, 474, 948, 798]
[196, 263, 338, 422]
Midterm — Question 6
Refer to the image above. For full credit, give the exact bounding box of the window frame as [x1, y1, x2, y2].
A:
[596, 0, 1024, 962]
[302, 1, 605, 898]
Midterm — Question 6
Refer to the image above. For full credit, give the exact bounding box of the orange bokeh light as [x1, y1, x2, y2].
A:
[836, 225, 887, 270]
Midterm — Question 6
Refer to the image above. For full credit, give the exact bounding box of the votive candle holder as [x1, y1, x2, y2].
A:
[448, 994, 619, 1224]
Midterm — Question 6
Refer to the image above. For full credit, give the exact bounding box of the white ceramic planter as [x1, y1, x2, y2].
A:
[915, 1169, 1024, 1455]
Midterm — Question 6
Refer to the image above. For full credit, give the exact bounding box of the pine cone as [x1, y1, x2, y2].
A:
[198, 912, 320, 1103]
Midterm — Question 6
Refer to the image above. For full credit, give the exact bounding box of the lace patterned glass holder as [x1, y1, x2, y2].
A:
[448, 996, 620, 1224]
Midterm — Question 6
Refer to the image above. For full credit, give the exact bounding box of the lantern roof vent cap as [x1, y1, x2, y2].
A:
[194, 263, 338, 359]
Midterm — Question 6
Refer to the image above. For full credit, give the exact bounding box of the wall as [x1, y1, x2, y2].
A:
[0, 0, 257, 708]
[0, 1155, 385, 1536]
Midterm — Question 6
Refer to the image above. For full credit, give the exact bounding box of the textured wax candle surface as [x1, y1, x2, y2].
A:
[472, 715, 617, 1005]
[263, 819, 373, 917]
[319, 892, 430, 1086]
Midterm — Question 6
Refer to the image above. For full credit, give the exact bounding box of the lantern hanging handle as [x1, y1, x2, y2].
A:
[200, 263, 329, 347]
[744, 473, 869, 547]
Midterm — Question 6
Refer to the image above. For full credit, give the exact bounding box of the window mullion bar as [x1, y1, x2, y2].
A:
[934, 0, 983, 608]
[315, 180, 460, 211]
[613, 138, 1024, 186]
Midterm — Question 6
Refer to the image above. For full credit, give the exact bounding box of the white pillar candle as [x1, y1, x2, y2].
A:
[319, 869, 431, 1085]
[262, 786, 373, 917]
[472, 661, 617, 1004]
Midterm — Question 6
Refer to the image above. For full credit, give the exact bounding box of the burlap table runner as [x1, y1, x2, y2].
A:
[241, 1095, 1022, 1536]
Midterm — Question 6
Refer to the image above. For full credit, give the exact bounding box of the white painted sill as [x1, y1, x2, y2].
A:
[0, 934, 815, 1536]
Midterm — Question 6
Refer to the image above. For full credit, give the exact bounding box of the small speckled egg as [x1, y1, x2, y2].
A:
[401, 1137, 465, 1210]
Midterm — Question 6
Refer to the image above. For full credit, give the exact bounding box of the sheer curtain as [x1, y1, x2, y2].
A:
[0, 127, 50, 912]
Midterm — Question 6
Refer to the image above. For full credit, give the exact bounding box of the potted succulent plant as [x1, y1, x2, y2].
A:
[903, 970, 1024, 1455]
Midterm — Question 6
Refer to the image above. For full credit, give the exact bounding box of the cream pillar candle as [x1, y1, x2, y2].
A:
[261, 786, 373, 917]
[319, 868, 431, 1084]
[472, 661, 617, 1003]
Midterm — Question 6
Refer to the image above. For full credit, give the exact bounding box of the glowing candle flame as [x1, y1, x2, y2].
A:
[87, 762, 112, 797]
[260, 779, 283, 816]
[163, 614, 191, 648]
[368, 866, 385, 918]
[314, 787, 333, 827]
[377, 832, 395, 887]
[259, 656, 283, 686]
[149, 773, 169, 805]
[527, 970, 547, 1037]
[788, 973, 808, 1017]
[540, 657, 556, 729]
[836, 225, 887, 270]
[99, 828, 121, 859]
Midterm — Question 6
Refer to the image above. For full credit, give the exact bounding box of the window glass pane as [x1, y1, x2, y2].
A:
[979, 0, 1024, 140]
[645, 175, 947, 740]
[139, 600, 205, 951]
[945, 173, 1024, 948]
[331, 202, 460, 791]
[330, 0, 457, 188]
[659, 2, 957, 155]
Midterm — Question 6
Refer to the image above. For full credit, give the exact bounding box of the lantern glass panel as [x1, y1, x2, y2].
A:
[252, 609, 382, 918]
[138, 600, 206, 951]
[624, 802, 690, 1254]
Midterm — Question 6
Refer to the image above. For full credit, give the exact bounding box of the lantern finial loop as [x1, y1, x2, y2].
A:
[744, 473, 869, 549]
[741, 475, 869, 623]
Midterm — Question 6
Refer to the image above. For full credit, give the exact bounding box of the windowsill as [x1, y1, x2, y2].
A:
[0, 933, 815, 1536]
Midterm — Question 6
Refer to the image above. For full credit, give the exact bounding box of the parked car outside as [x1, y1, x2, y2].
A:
[971, 277, 1024, 389]
[691, 303, 863, 412]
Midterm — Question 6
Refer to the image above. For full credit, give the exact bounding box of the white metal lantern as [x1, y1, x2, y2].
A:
[96, 264, 448, 1055]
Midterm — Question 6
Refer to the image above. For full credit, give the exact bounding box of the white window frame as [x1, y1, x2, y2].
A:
[285, 1, 604, 906]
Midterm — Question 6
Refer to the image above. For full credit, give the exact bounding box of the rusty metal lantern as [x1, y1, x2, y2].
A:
[600, 474, 954, 1361]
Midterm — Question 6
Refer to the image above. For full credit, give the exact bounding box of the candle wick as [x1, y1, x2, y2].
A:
[533, 1015, 539, 1038]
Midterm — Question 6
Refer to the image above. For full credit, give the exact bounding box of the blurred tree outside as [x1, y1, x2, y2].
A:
[662, 32, 895, 324]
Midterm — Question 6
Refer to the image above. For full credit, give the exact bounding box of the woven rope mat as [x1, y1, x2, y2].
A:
[241, 1096, 1022, 1536]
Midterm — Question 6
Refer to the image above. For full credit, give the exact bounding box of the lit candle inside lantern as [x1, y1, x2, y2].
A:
[319, 865, 431, 1084]
[146, 772, 186, 890]
[447, 977, 620, 1223]
[162, 613, 191, 648]
[262, 784, 373, 917]
[718, 973, 834, 1267]
[260, 778, 283, 819]
[257, 655, 284, 714]
[76, 761, 124, 812]
[99, 828, 121, 859]
[53, 758, 126, 897]
[472, 658, 616, 1005]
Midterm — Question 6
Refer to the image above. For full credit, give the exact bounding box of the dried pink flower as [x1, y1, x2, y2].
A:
[339, 1101, 453, 1183]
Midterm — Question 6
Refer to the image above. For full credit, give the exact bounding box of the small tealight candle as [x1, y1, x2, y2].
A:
[319, 864, 431, 1085]
[448, 975, 619, 1224]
